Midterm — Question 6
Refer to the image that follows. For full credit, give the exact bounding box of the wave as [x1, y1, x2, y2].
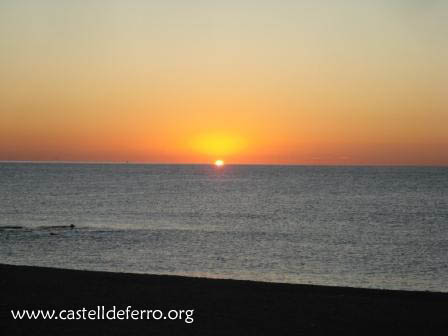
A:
[37, 224, 76, 230]
[0, 224, 76, 231]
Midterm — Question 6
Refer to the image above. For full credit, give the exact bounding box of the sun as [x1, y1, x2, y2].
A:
[214, 159, 224, 167]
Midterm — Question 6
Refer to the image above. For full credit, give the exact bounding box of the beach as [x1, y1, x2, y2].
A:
[1, 264, 447, 335]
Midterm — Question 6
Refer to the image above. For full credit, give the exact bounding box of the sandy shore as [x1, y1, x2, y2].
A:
[1, 263, 447, 335]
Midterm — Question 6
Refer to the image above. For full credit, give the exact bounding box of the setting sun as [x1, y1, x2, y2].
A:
[215, 160, 224, 167]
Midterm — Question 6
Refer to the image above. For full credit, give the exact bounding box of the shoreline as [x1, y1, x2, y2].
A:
[2, 262, 447, 295]
[2, 263, 448, 335]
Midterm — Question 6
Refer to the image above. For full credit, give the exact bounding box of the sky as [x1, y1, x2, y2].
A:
[1, 0, 447, 165]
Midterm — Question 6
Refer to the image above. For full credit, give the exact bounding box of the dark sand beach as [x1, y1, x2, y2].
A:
[1, 264, 447, 335]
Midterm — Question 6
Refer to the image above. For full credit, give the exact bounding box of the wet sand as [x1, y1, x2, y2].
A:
[1, 263, 447, 335]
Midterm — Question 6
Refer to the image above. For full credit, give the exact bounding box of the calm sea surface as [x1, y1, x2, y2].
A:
[1, 163, 447, 292]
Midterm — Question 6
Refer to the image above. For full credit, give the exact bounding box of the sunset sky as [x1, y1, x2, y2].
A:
[1, 1, 447, 165]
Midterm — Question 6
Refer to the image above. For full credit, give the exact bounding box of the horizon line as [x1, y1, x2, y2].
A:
[0, 160, 447, 168]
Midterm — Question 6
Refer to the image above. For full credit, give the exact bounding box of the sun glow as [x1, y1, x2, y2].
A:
[215, 160, 224, 167]
[190, 134, 246, 157]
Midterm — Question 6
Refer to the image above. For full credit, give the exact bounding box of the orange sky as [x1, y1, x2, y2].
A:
[1, 1, 447, 165]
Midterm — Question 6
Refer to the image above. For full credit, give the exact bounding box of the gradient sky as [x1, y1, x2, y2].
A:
[1, 0, 447, 165]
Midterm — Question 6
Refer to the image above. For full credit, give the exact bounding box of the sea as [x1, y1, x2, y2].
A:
[1, 163, 447, 292]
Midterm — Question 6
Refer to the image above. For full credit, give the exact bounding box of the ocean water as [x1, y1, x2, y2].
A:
[1, 163, 447, 292]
